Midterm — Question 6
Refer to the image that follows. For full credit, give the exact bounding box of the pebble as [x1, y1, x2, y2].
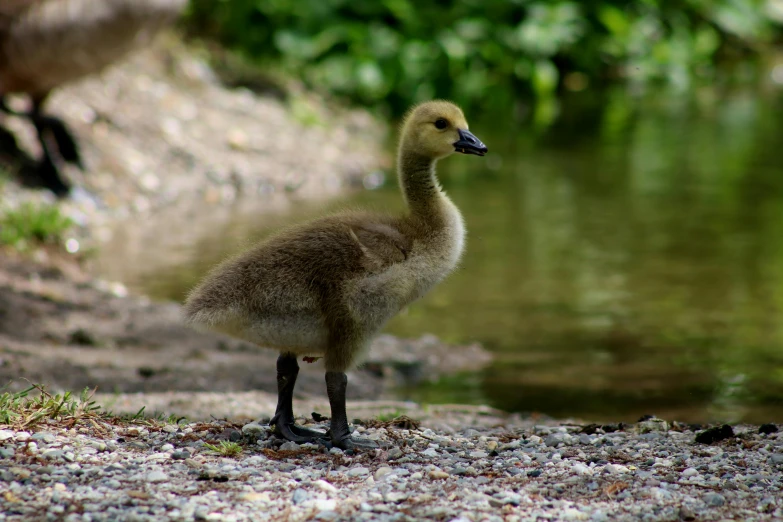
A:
[314, 480, 338, 493]
[146, 471, 168, 482]
[373, 467, 393, 481]
[291, 489, 308, 505]
[0, 430, 14, 441]
[42, 450, 65, 460]
[572, 463, 592, 475]
[0, 417, 777, 521]
[279, 441, 300, 451]
[387, 447, 403, 459]
[704, 493, 726, 507]
[241, 422, 266, 438]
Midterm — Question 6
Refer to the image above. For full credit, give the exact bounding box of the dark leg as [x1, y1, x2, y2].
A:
[30, 96, 83, 169]
[1, 94, 77, 197]
[325, 371, 378, 450]
[269, 353, 328, 443]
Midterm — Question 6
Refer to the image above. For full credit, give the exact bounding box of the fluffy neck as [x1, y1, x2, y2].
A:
[397, 144, 450, 222]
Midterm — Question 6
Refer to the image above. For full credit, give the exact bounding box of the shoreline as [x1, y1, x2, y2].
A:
[0, 406, 780, 521]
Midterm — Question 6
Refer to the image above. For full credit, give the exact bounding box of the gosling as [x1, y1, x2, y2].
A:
[0, 0, 186, 196]
[184, 100, 487, 450]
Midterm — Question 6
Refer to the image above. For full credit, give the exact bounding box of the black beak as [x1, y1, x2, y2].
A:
[454, 129, 487, 156]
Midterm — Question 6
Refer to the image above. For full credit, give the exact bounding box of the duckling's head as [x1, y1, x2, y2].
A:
[400, 100, 487, 160]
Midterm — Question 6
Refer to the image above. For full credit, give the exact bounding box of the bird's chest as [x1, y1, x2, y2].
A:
[405, 210, 466, 303]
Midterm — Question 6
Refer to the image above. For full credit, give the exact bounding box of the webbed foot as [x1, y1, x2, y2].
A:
[271, 414, 328, 444]
[332, 435, 380, 451]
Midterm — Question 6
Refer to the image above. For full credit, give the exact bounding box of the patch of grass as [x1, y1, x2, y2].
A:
[0, 202, 73, 250]
[204, 440, 243, 457]
[0, 384, 103, 429]
[376, 409, 406, 422]
[0, 383, 170, 431]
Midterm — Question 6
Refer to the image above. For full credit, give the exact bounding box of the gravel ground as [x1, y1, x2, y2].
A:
[0, 412, 781, 522]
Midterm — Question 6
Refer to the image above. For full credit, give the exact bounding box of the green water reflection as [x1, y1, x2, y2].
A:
[114, 87, 783, 423]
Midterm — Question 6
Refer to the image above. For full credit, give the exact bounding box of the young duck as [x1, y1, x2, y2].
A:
[184, 100, 487, 450]
[0, 0, 186, 196]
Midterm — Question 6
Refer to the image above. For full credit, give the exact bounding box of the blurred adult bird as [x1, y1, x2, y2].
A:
[0, 0, 187, 196]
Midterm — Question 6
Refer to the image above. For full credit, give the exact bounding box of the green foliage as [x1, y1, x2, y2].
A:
[185, 0, 780, 113]
[0, 202, 73, 250]
[204, 440, 243, 457]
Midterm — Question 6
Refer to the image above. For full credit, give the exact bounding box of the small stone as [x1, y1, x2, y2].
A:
[87, 441, 107, 452]
[384, 492, 407, 503]
[469, 450, 488, 459]
[545, 434, 564, 447]
[228, 430, 242, 442]
[160, 444, 174, 452]
[0, 430, 13, 441]
[704, 493, 725, 507]
[421, 448, 438, 458]
[0, 448, 14, 459]
[9, 467, 30, 480]
[572, 463, 592, 475]
[387, 447, 403, 459]
[32, 433, 56, 443]
[314, 480, 338, 493]
[239, 492, 271, 503]
[486, 441, 498, 451]
[429, 470, 449, 479]
[679, 506, 696, 521]
[280, 441, 300, 451]
[636, 417, 669, 433]
[770, 454, 783, 465]
[242, 422, 266, 438]
[171, 451, 191, 460]
[146, 471, 168, 483]
[681, 468, 699, 478]
[374, 467, 393, 481]
[347, 467, 370, 477]
[15, 432, 30, 442]
[292, 489, 308, 505]
[527, 469, 542, 477]
[227, 128, 249, 151]
[42, 450, 65, 460]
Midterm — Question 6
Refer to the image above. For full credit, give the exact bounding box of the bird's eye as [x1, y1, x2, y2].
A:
[434, 119, 448, 130]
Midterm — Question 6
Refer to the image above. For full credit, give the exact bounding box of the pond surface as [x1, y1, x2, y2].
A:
[97, 86, 783, 424]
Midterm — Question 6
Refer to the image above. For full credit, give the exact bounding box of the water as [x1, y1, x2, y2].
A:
[97, 86, 783, 424]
